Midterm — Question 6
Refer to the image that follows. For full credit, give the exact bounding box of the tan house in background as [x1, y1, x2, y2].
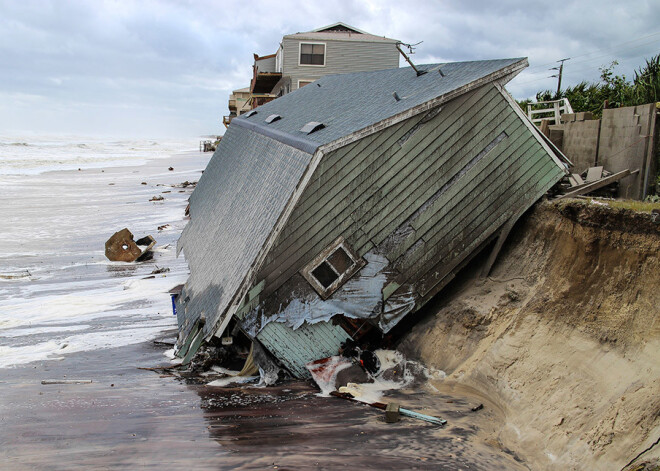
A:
[224, 22, 400, 127]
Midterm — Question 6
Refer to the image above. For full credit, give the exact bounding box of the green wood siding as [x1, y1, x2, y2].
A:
[254, 83, 564, 307]
[256, 321, 350, 378]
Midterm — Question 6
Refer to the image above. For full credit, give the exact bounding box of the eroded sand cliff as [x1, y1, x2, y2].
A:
[400, 199, 660, 470]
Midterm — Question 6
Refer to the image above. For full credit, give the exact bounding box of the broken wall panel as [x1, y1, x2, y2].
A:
[256, 321, 351, 378]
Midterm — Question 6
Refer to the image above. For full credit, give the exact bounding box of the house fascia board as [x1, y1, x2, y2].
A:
[494, 81, 570, 172]
[283, 32, 399, 43]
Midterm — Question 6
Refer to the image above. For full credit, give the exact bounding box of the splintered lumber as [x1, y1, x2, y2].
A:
[557, 169, 630, 199]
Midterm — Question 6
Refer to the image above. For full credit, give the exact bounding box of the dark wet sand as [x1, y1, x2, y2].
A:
[0, 335, 525, 470]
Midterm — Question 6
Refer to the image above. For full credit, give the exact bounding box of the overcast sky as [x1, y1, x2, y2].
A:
[1, 0, 658, 138]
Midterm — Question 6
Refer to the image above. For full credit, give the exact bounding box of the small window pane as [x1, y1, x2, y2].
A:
[300, 43, 324, 65]
[327, 247, 353, 274]
[311, 261, 339, 288]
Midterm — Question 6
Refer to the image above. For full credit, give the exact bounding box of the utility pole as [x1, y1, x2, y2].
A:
[550, 58, 570, 97]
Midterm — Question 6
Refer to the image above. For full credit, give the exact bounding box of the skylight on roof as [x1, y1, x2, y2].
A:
[300, 121, 325, 134]
[265, 114, 282, 123]
[244, 110, 257, 118]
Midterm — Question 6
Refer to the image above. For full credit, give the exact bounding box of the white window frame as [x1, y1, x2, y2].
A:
[297, 79, 315, 88]
[301, 236, 366, 299]
[298, 41, 326, 67]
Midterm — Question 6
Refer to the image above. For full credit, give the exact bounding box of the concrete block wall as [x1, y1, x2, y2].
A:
[551, 119, 600, 173]
[549, 104, 658, 199]
[598, 103, 656, 199]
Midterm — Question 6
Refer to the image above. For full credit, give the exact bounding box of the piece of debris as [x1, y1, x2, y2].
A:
[168, 167, 174, 171]
[330, 391, 447, 426]
[0, 269, 31, 280]
[158, 224, 171, 231]
[471, 404, 484, 412]
[151, 266, 170, 275]
[150, 195, 164, 202]
[141, 182, 147, 185]
[105, 229, 156, 262]
[557, 168, 631, 200]
[385, 402, 400, 423]
[41, 379, 92, 385]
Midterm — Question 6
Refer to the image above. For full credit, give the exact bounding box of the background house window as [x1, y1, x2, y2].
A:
[300, 43, 325, 66]
[298, 80, 314, 88]
[302, 237, 365, 299]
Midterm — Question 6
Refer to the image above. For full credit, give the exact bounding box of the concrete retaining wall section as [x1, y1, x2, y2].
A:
[550, 104, 658, 199]
[598, 103, 657, 199]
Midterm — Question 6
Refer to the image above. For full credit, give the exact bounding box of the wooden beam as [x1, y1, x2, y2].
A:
[556, 169, 631, 199]
[480, 216, 517, 278]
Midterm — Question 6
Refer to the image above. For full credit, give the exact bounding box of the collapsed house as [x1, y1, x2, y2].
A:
[174, 58, 568, 378]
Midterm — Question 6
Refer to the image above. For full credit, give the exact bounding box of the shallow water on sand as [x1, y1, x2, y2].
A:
[0, 135, 207, 367]
[0, 338, 526, 471]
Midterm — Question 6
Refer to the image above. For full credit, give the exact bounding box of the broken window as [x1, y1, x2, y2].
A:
[300, 42, 325, 66]
[302, 237, 365, 299]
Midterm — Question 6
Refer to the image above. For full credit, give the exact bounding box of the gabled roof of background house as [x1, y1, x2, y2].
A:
[311, 22, 369, 34]
[233, 58, 527, 152]
[177, 58, 533, 343]
[284, 22, 398, 43]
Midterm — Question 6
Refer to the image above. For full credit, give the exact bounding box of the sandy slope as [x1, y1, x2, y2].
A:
[399, 199, 660, 470]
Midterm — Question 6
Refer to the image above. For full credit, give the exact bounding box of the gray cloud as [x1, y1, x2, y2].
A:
[0, 0, 658, 137]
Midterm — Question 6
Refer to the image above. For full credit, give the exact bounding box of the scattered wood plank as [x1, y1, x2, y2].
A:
[556, 169, 631, 200]
[480, 216, 518, 278]
[569, 173, 585, 187]
[41, 379, 92, 385]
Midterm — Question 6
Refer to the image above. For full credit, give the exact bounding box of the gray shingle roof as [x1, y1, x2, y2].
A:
[233, 58, 526, 150]
[177, 125, 313, 340]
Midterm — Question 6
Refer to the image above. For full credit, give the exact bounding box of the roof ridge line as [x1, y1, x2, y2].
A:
[318, 58, 528, 154]
[233, 117, 319, 155]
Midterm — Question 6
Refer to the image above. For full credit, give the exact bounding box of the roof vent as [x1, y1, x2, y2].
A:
[300, 121, 325, 134]
[393, 91, 401, 102]
[438, 68, 445, 77]
[244, 110, 257, 118]
[265, 114, 281, 124]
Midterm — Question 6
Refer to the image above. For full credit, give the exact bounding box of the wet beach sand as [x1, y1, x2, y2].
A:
[1, 144, 526, 470]
[0, 334, 526, 470]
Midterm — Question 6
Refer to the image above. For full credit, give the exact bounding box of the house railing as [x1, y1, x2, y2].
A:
[527, 98, 574, 125]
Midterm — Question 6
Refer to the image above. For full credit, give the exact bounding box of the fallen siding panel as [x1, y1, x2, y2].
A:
[257, 321, 350, 378]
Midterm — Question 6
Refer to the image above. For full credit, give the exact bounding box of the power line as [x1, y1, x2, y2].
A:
[523, 31, 660, 72]
[513, 46, 659, 87]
